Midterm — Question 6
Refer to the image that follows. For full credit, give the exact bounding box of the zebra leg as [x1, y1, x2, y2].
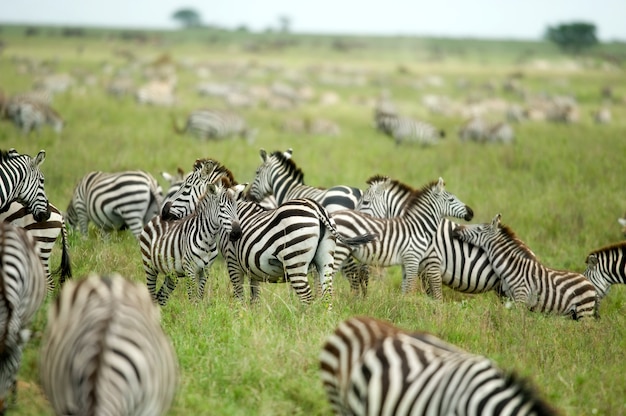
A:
[145, 269, 159, 302]
[227, 263, 246, 302]
[286, 270, 313, 304]
[340, 257, 363, 295]
[401, 261, 421, 294]
[196, 268, 207, 301]
[157, 275, 179, 306]
[422, 261, 444, 300]
[250, 279, 260, 304]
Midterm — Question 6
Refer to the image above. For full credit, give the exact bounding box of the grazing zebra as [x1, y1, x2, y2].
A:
[39, 273, 178, 416]
[0, 149, 50, 223]
[0, 201, 72, 288]
[452, 214, 598, 319]
[172, 109, 257, 143]
[320, 316, 559, 416]
[485, 121, 515, 143]
[6, 99, 63, 135]
[331, 177, 474, 294]
[584, 242, 626, 302]
[140, 180, 242, 306]
[357, 175, 502, 299]
[248, 148, 363, 213]
[374, 111, 445, 146]
[0, 222, 48, 413]
[66, 170, 163, 238]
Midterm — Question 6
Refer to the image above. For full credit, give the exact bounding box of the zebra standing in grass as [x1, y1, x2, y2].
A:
[0, 149, 50, 223]
[452, 214, 598, 319]
[172, 109, 257, 143]
[374, 111, 445, 146]
[0, 201, 72, 288]
[40, 273, 178, 416]
[320, 316, 559, 416]
[357, 175, 502, 300]
[140, 180, 242, 306]
[66, 170, 163, 238]
[584, 242, 626, 302]
[0, 222, 48, 414]
[331, 178, 474, 295]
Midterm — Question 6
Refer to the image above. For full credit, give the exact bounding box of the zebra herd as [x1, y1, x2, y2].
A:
[2, 146, 626, 415]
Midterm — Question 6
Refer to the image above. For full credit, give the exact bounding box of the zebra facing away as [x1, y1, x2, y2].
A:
[357, 175, 502, 300]
[331, 177, 474, 295]
[374, 111, 445, 146]
[172, 108, 257, 143]
[0, 149, 50, 223]
[319, 316, 559, 416]
[66, 170, 163, 239]
[584, 242, 626, 302]
[40, 273, 178, 416]
[0, 222, 48, 414]
[452, 214, 598, 319]
[140, 180, 242, 306]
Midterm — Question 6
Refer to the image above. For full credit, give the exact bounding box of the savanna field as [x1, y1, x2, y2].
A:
[1, 26, 626, 415]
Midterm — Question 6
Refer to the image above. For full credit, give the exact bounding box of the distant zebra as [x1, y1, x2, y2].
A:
[320, 316, 559, 416]
[66, 170, 163, 238]
[40, 273, 178, 416]
[374, 111, 445, 146]
[619, 214, 626, 237]
[0, 149, 50, 222]
[357, 175, 502, 299]
[172, 109, 257, 143]
[485, 121, 515, 143]
[0, 222, 48, 413]
[0, 201, 72, 288]
[5, 97, 63, 135]
[584, 242, 626, 302]
[140, 180, 242, 306]
[452, 214, 597, 319]
[331, 178, 474, 294]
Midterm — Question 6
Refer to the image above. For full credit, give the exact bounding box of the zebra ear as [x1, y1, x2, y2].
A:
[436, 177, 445, 193]
[33, 150, 46, 168]
[491, 213, 502, 229]
[283, 148, 293, 159]
[586, 254, 598, 267]
[260, 149, 267, 162]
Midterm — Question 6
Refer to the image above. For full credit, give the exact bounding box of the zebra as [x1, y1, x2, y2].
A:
[0, 201, 72, 288]
[357, 175, 503, 300]
[485, 121, 515, 144]
[0, 222, 48, 414]
[452, 213, 598, 319]
[140, 180, 242, 306]
[331, 177, 474, 295]
[161, 167, 188, 208]
[6, 99, 64, 135]
[66, 170, 163, 239]
[39, 273, 178, 416]
[172, 108, 257, 143]
[584, 241, 626, 302]
[320, 316, 559, 416]
[374, 111, 445, 146]
[0, 148, 50, 223]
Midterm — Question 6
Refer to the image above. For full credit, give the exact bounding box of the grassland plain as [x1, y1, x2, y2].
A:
[1, 27, 626, 415]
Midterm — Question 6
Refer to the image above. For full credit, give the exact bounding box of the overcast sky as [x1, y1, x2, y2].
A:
[2, 0, 625, 41]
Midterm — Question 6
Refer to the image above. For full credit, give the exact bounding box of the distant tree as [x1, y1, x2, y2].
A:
[172, 8, 202, 28]
[545, 22, 598, 54]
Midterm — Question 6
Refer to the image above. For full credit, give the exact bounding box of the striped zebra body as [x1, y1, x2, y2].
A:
[331, 178, 474, 294]
[358, 175, 502, 299]
[320, 316, 559, 416]
[40, 273, 178, 416]
[66, 170, 163, 238]
[0, 201, 72, 288]
[0, 222, 48, 413]
[453, 214, 597, 319]
[0, 149, 50, 222]
[139, 181, 241, 306]
[173, 109, 256, 143]
[375, 112, 445, 146]
[8, 100, 63, 135]
[584, 242, 626, 302]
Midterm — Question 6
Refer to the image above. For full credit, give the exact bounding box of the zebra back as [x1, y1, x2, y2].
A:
[40, 273, 178, 416]
[584, 241, 626, 301]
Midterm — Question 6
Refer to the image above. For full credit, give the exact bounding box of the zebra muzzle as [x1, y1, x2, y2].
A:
[464, 206, 474, 221]
[230, 221, 242, 241]
[33, 203, 51, 222]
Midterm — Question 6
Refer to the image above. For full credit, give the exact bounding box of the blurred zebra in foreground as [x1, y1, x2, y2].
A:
[0, 149, 50, 222]
[374, 110, 445, 146]
[584, 242, 626, 302]
[40, 273, 178, 416]
[172, 109, 257, 143]
[0, 222, 47, 414]
[320, 316, 559, 416]
[66, 170, 163, 238]
[452, 214, 597, 319]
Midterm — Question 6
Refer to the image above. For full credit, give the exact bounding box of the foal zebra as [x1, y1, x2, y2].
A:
[584, 241, 626, 302]
[173, 108, 257, 143]
[374, 111, 445, 146]
[0, 222, 48, 413]
[357, 175, 502, 299]
[66, 170, 163, 238]
[320, 316, 559, 416]
[0, 148, 50, 222]
[452, 214, 598, 319]
[331, 177, 474, 294]
[40, 273, 178, 416]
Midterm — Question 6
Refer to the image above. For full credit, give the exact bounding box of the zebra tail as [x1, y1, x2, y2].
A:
[52, 219, 73, 284]
[340, 232, 377, 247]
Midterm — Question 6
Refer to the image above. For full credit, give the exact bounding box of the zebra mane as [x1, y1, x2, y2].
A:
[497, 223, 538, 260]
[587, 241, 626, 258]
[404, 179, 441, 209]
[270, 151, 305, 184]
[194, 158, 239, 186]
[0, 149, 15, 161]
[367, 175, 416, 194]
[502, 371, 561, 416]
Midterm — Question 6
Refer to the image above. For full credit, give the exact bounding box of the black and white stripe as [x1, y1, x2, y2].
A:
[0, 222, 48, 413]
[320, 316, 559, 416]
[66, 170, 163, 238]
[172, 108, 256, 142]
[39, 273, 178, 416]
[375, 111, 445, 146]
[452, 214, 597, 319]
[584, 242, 626, 302]
[6, 98, 63, 135]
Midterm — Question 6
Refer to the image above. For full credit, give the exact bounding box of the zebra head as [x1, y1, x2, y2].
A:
[356, 175, 392, 217]
[583, 253, 609, 302]
[452, 213, 501, 248]
[428, 177, 473, 222]
[248, 148, 294, 202]
[10, 149, 51, 222]
[201, 180, 242, 241]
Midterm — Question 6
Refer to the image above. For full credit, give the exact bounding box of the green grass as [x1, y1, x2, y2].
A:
[1, 27, 626, 415]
